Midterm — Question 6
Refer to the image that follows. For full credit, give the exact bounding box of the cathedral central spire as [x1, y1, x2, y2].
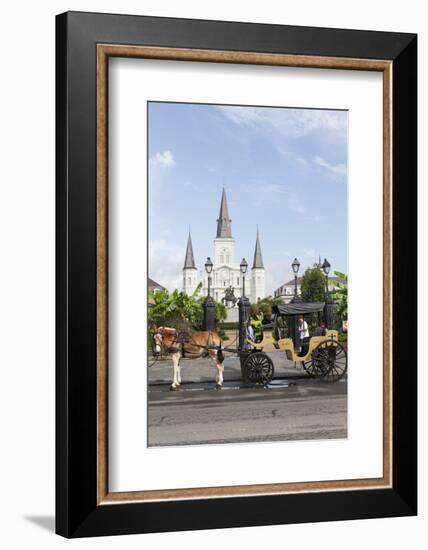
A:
[216, 188, 232, 238]
[182, 188, 265, 302]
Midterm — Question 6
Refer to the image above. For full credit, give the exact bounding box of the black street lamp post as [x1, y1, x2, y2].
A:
[322, 258, 331, 297]
[322, 258, 334, 328]
[240, 258, 248, 298]
[291, 257, 301, 302]
[202, 257, 215, 331]
[290, 257, 302, 349]
[205, 257, 213, 297]
[238, 258, 250, 354]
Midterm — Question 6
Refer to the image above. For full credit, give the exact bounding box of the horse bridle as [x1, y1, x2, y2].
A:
[153, 327, 186, 355]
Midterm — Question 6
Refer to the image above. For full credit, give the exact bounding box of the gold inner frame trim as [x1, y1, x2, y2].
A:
[96, 44, 393, 504]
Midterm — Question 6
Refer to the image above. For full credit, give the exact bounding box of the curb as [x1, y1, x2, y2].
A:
[148, 374, 310, 388]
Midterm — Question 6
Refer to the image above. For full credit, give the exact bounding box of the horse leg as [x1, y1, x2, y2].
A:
[177, 356, 182, 386]
[170, 352, 181, 391]
[214, 350, 224, 390]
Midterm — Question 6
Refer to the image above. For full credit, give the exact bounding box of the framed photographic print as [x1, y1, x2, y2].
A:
[56, 11, 417, 538]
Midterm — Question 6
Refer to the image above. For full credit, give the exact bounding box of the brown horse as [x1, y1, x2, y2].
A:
[153, 326, 225, 390]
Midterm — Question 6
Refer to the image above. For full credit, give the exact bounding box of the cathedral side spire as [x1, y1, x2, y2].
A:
[216, 187, 233, 238]
[183, 232, 196, 269]
[252, 226, 264, 269]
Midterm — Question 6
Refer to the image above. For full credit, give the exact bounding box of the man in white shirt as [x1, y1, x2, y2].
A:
[297, 315, 309, 339]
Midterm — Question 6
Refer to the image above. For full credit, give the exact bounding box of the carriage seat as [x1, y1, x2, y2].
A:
[252, 323, 275, 343]
[296, 327, 327, 357]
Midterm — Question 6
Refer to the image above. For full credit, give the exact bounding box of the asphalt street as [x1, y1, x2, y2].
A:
[148, 377, 347, 447]
[148, 350, 315, 385]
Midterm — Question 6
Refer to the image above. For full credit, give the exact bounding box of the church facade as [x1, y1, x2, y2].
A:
[182, 188, 266, 304]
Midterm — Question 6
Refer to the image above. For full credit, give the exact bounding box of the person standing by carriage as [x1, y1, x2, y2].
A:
[297, 314, 309, 351]
[297, 315, 309, 338]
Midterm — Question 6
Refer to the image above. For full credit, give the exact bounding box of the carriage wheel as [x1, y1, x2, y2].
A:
[301, 359, 316, 377]
[311, 340, 347, 382]
[240, 354, 250, 382]
[244, 352, 274, 385]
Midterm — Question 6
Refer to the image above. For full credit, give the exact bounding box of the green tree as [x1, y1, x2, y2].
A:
[148, 283, 203, 323]
[215, 301, 228, 322]
[250, 296, 283, 318]
[148, 283, 228, 325]
[196, 296, 228, 323]
[300, 266, 326, 302]
[332, 270, 348, 320]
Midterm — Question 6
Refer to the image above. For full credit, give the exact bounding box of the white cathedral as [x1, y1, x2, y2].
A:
[182, 188, 266, 304]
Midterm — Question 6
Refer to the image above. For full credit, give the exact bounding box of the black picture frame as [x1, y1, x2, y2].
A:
[56, 11, 417, 538]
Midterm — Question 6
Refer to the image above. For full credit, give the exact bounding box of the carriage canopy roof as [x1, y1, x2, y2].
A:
[272, 302, 325, 316]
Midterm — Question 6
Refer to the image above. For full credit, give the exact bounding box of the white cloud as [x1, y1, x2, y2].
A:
[216, 106, 347, 183]
[150, 150, 176, 167]
[288, 109, 347, 133]
[314, 156, 347, 177]
[149, 239, 184, 292]
[149, 151, 176, 191]
[216, 106, 264, 127]
[217, 106, 347, 138]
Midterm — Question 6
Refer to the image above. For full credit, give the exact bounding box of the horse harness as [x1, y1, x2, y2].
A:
[166, 329, 217, 358]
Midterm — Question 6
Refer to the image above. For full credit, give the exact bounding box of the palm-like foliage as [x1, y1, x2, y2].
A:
[148, 283, 203, 323]
[331, 270, 348, 320]
[148, 283, 227, 325]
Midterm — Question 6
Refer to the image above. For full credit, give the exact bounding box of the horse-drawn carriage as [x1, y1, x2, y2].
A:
[239, 301, 347, 386]
[150, 300, 347, 390]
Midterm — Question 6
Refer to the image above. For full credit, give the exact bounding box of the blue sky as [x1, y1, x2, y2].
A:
[148, 102, 348, 295]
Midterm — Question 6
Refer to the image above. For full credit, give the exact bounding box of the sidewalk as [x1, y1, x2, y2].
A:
[148, 352, 308, 386]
